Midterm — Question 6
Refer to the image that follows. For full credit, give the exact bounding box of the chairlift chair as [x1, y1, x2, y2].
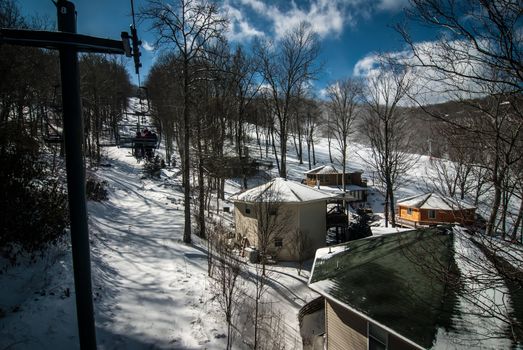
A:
[115, 85, 160, 158]
[41, 85, 64, 144]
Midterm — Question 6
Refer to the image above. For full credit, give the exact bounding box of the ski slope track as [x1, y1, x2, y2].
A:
[0, 145, 316, 349]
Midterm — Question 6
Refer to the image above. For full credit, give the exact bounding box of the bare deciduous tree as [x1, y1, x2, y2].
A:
[290, 228, 309, 276]
[211, 222, 244, 350]
[327, 77, 363, 196]
[397, 0, 523, 238]
[360, 58, 417, 227]
[257, 22, 321, 178]
[252, 185, 290, 276]
[142, 0, 228, 243]
[303, 98, 320, 170]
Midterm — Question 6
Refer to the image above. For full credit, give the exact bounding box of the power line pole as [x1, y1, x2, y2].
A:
[56, 1, 97, 348]
[1, 1, 141, 347]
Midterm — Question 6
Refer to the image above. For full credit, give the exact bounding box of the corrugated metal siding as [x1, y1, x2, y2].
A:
[326, 300, 367, 350]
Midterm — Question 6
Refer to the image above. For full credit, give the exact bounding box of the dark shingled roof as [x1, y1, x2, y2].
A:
[309, 229, 459, 348]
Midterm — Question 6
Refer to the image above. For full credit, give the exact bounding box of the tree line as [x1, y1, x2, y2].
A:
[1, 0, 521, 345]
[141, 0, 522, 244]
[0, 0, 133, 259]
[2, 0, 521, 287]
[141, 2, 522, 343]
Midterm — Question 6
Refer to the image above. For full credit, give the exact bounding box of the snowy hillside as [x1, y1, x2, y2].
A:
[0, 144, 319, 349]
[0, 116, 520, 349]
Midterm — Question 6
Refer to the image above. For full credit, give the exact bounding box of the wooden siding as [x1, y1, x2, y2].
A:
[419, 208, 475, 224]
[325, 299, 367, 350]
[305, 172, 366, 187]
[324, 298, 423, 350]
[398, 205, 475, 225]
[399, 206, 421, 222]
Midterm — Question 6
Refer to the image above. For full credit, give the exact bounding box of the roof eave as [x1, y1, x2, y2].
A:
[308, 283, 425, 350]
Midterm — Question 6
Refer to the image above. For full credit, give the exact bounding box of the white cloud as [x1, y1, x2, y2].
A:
[222, 0, 410, 44]
[353, 54, 380, 77]
[238, 0, 266, 13]
[353, 39, 497, 105]
[377, 0, 409, 12]
[142, 40, 155, 52]
[223, 2, 265, 42]
[233, 0, 347, 40]
[318, 87, 329, 99]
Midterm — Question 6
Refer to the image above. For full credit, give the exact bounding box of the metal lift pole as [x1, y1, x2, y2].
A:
[1, 1, 138, 347]
[57, 1, 97, 348]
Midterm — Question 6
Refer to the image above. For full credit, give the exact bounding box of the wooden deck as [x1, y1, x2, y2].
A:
[395, 217, 453, 229]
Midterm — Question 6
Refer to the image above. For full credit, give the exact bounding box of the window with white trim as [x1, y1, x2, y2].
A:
[368, 323, 388, 350]
[428, 209, 436, 219]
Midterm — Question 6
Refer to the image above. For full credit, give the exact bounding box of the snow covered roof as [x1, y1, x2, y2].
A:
[397, 193, 475, 210]
[308, 228, 519, 349]
[304, 164, 363, 175]
[229, 177, 334, 203]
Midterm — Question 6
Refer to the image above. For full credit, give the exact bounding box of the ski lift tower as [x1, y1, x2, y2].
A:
[0, 1, 141, 349]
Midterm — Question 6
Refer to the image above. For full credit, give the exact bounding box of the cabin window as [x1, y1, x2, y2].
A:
[245, 206, 251, 214]
[407, 208, 412, 215]
[269, 207, 277, 216]
[274, 238, 283, 247]
[368, 323, 388, 350]
[428, 209, 436, 219]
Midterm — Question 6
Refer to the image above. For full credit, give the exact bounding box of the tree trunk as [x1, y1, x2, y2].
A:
[388, 184, 396, 227]
[271, 127, 280, 175]
[487, 178, 502, 236]
[384, 197, 389, 228]
[183, 60, 192, 244]
[307, 139, 311, 170]
[197, 130, 206, 239]
[256, 123, 262, 158]
[312, 137, 316, 165]
[280, 127, 287, 178]
[511, 197, 523, 241]
[297, 125, 303, 165]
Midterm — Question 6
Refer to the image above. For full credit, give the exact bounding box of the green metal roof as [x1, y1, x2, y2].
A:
[309, 228, 459, 348]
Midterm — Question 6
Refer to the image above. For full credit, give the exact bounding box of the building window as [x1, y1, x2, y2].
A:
[428, 209, 436, 219]
[269, 207, 277, 216]
[274, 238, 283, 247]
[368, 323, 388, 350]
[407, 208, 412, 215]
[245, 206, 251, 214]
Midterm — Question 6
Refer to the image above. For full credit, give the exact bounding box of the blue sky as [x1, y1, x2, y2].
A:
[19, 0, 440, 93]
